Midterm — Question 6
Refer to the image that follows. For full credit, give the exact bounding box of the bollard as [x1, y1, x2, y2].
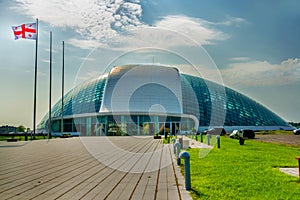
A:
[216, 136, 221, 148]
[173, 139, 177, 154]
[200, 133, 203, 143]
[174, 142, 181, 165]
[239, 137, 245, 145]
[195, 134, 198, 141]
[172, 138, 177, 154]
[207, 133, 211, 145]
[172, 138, 176, 144]
[179, 151, 191, 190]
[179, 137, 183, 149]
[296, 156, 300, 178]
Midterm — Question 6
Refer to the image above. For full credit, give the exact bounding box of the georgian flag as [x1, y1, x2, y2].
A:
[12, 23, 37, 40]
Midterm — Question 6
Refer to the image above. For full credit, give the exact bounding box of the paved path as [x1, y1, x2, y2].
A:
[181, 136, 213, 149]
[254, 134, 300, 147]
[0, 137, 192, 200]
[279, 168, 299, 178]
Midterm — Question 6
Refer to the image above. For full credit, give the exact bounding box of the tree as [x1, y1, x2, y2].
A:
[16, 125, 26, 132]
[289, 122, 300, 128]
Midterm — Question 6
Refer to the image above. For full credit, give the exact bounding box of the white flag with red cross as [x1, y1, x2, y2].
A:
[12, 22, 37, 40]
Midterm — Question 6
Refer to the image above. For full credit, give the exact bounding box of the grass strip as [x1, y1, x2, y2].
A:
[185, 137, 300, 199]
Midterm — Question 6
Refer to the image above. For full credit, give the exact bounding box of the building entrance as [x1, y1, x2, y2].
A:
[159, 122, 180, 136]
[50, 114, 196, 136]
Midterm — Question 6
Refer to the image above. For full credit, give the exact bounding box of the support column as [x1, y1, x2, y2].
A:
[121, 115, 126, 134]
[105, 116, 108, 136]
[137, 116, 140, 136]
[154, 116, 159, 134]
[86, 117, 91, 136]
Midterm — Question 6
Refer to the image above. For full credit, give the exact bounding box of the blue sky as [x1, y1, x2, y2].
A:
[0, 0, 299, 128]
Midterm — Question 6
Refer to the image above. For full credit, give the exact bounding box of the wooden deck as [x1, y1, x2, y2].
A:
[0, 137, 191, 200]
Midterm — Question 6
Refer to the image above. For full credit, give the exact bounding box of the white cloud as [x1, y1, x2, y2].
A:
[40, 59, 50, 64]
[153, 15, 230, 45]
[229, 57, 251, 62]
[66, 38, 102, 49]
[217, 15, 248, 26]
[13, 0, 143, 43]
[12, 1, 234, 50]
[78, 56, 96, 62]
[76, 70, 102, 81]
[80, 15, 231, 50]
[105, 26, 204, 50]
[221, 58, 300, 86]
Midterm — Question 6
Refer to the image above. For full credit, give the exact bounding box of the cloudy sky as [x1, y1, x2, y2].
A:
[0, 0, 299, 128]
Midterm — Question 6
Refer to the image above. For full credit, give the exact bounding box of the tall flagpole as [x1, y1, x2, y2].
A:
[48, 31, 52, 139]
[33, 18, 38, 140]
[61, 41, 64, 135]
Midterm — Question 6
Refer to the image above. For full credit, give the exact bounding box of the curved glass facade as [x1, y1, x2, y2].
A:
[38, 65, 292, 135]
[38, 76, 106, 129]
[181, 74, 289, 127]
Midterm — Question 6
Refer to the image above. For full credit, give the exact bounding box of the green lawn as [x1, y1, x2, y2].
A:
[0, 135, 51, 141]
[185, 137, 300, 199]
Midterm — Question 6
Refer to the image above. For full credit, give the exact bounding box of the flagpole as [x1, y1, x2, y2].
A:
[48, 31, 52, 139]
[61, 41, 64, 135]
[32, 18, 38, 140]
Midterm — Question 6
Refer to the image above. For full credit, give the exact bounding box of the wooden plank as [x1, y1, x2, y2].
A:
[105, 140, 159, 199]
[0, 137, 191, 200]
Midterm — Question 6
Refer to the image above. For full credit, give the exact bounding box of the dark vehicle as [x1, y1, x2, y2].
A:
[243, 130, 255, 139]
[229, 129, 255, 139]
[293, 128, 300, 135]
[229, 130, 242, 139]
[203, 128, 226, 136]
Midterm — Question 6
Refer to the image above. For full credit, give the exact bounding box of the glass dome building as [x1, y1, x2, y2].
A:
[38, 64, 293, 136]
